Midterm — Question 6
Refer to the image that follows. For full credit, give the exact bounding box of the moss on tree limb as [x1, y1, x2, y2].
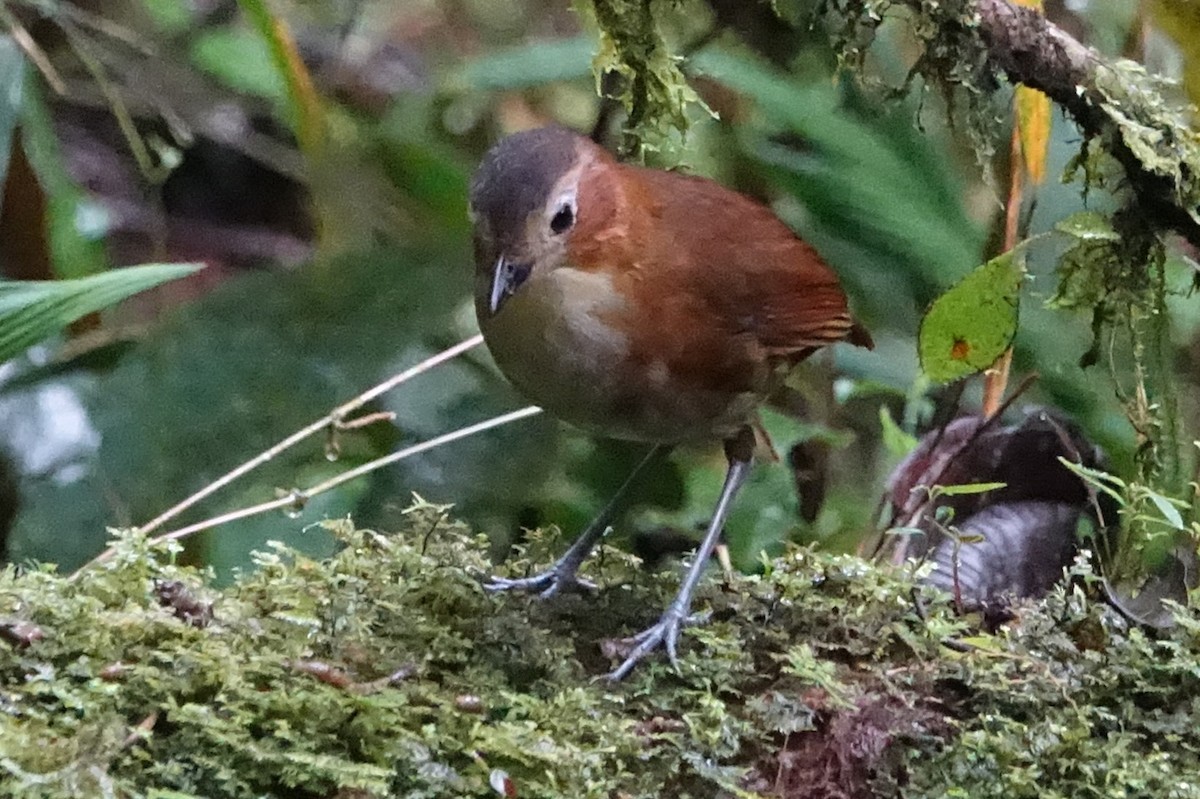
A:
[974, 0, 1200, 247]
[853, 0, 1200, 248]
[962, 0, 1194, 484]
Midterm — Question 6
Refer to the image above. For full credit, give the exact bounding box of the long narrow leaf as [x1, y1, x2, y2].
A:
[0, 263, 203, 363]
[238, 0, 324, 157]
[0, 35, 25, 217]
[457, 35, 594, 91]
[19, 77, 107, 279]
[690, 48, 983, 289]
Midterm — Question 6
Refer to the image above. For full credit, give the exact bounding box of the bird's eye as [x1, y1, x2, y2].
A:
[550, 203, 575, 235]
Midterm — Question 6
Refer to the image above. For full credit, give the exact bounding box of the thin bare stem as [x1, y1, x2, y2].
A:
[0, 5, 67, 94]
[135, 334, 484, 536]
[982, 109, 1025, 417]
[56, 2, 154, 54]
[58, 22, 161, 180]
[79, 404, 541, 573]
[304, 405, 542, 497]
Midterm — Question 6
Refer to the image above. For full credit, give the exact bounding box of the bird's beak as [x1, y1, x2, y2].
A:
[487, 255, 532, 316]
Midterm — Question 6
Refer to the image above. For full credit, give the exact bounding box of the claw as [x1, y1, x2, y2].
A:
[483, 569, 597, 599]
[484, 446, 668, 602]
[664, 623, 680, 668]
[606, 445, 752, 680]
[606, 609, 711, 681]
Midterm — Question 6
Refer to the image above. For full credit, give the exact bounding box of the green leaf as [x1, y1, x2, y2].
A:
[934, 481, 1008, 497]
[139, 0, 194, 34]
[1055, 210, 1121, 241]
[0, 35, 25, 218]
[0, 264, 202, 363]
[1145, 490, 1186, 531]
[879, 406, 918, 457]
[919, 251, 1023, 383]
[1059, 458, 1129, 508]
[191, 29, 283, 101]
[18, 78, 108, 278]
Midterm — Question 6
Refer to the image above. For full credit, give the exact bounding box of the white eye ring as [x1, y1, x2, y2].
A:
[548, 188, 577, 235]
[550, 202, 575, 235]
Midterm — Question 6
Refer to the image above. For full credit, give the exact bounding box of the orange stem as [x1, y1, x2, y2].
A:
[982, 120, 1024, 417]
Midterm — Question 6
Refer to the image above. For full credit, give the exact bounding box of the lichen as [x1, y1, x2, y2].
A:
[823, 0, 1001, 170]
[1094, 60, 1200, 229]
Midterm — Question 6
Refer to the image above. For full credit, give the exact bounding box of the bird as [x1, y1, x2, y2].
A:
[469, 125, 870, 679]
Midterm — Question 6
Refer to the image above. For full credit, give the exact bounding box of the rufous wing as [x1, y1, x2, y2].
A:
[633, 168, 868, 361]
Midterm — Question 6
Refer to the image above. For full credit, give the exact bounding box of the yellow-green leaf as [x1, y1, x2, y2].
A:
[918, 252, 1023, 383]
[1015, 85, 1051, 183]
[1011, 0, 1051, 184]
[238, 0, 325, 157]
[936, 481, 1008, 497]
[879, 406, 918, 457]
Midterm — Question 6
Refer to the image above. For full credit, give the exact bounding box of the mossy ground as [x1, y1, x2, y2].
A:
[0, 502, 1198, 798]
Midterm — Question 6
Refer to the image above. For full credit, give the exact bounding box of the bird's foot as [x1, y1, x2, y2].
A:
[605, 607, 711, 681]
[483, 564, 597, 600]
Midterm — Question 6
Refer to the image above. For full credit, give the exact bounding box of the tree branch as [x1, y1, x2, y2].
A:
[973, 0, 1200, 248]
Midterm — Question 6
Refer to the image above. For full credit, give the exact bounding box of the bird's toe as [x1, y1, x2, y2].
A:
[483, 567, 596, 598]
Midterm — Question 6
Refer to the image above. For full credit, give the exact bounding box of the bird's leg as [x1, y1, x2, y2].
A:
[608, 428, 755, 681]
[485, 444, 668, 599]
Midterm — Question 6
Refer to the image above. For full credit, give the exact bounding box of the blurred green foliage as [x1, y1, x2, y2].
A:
[0, 0, 1194, 583]
[0, 35, 21, 204]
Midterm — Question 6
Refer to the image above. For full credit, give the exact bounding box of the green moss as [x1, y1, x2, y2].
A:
[587, 0, 712, 155]
[906, 574, 1200, 799]
[0, 507, 1198, 796]
[824, 0, 998, 170]
[1094, 60, 1200, 229]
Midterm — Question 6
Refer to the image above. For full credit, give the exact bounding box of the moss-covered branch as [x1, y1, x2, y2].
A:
[975, 0, 1200, 248]
[835, 0, 1200, 248]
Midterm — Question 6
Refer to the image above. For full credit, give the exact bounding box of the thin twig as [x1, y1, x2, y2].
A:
[57, 21, 162, 181]
[0, 5, 67, 94]
[56, 2, 155, 55]
[304, 406, 541, 498]
[78, 404, 542, 572]
[134, 334, 484, 537]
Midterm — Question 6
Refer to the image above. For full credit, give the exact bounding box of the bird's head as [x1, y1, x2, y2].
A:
[469, 126, 600, 319]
